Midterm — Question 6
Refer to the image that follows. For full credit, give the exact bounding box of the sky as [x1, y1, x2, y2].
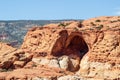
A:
[0, 0, 120, 20]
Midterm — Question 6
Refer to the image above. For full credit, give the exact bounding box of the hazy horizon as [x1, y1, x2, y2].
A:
[0, 19, 83, 21]
[0, 0, 120, 20]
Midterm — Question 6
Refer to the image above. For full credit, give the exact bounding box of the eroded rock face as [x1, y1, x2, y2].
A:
[0, 42, 17, 69]
[21, 26, 89, 73]
[0, 43, 32, 69]
[51, 31, 89, 59]
[32, 55, 80, 72]
[21, 16, 120, 79]
[21, 27, 63, 54]
[0, 16, 120, 80]
[80, 30, 120, 79]
[0, 66, 72, 80]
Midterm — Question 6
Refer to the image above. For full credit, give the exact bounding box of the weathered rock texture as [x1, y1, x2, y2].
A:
[80, 30, 120, 80]
[79, 16, 120, 80]
[0, 65, 73, 80]
[0, 42, 17, 69]
[0, 43, 32, 69]
[0, 16, 120, 80]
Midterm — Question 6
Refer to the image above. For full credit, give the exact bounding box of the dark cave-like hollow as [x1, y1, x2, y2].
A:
[64, 35, 89, 59]
[51, 32, 89, 59]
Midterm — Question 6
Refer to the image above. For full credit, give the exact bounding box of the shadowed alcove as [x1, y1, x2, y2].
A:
[51, 31, 89, 59]
[64, 32, 89, 59]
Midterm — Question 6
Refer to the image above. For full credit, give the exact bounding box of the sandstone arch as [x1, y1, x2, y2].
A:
[51, 31, 89, 59]
[64, 32, 89, 59]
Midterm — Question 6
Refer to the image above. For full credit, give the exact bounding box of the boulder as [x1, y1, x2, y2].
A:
[59, 56, 69, 70]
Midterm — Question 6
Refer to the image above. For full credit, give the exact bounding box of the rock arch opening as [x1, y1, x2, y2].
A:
[64, 34, 89, 59]
[51, 32, 89, 59]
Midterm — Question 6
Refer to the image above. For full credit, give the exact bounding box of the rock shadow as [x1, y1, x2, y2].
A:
[51, 31, 89, 59]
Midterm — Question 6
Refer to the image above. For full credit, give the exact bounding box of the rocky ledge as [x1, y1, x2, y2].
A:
[0, 16, 120, 80]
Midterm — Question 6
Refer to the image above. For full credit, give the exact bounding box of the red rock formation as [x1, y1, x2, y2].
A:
[0, 16, 120, 80]
[63, 32, 88, 58]
[0, 65, 72, 80]
[51, 30, 68, 56]
[21, 17, 120, 79]
[79, 16, 120, 80]
[51, 31, 89, 58]
[0, 43, 32, 69]
[0, 42, 16, 69]
[79, 30, 120, 79]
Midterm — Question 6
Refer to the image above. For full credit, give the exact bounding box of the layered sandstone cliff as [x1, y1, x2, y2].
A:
[0, 16, 120, 80]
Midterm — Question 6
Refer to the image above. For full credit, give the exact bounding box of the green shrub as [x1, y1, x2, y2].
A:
[89, 28, 94, 30]
[74, 27, 79, 31]
[32, 63, 37, 67]
[95, 19, 101, 22]
[0, 68, 13, 72]
[90, 22, 96, 26]
[96, 25, 103, 30]
[118, 19, 120, 21]
[58, 22, 70, 28]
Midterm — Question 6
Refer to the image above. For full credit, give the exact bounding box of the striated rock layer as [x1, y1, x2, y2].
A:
[0, 16, 120, 80]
